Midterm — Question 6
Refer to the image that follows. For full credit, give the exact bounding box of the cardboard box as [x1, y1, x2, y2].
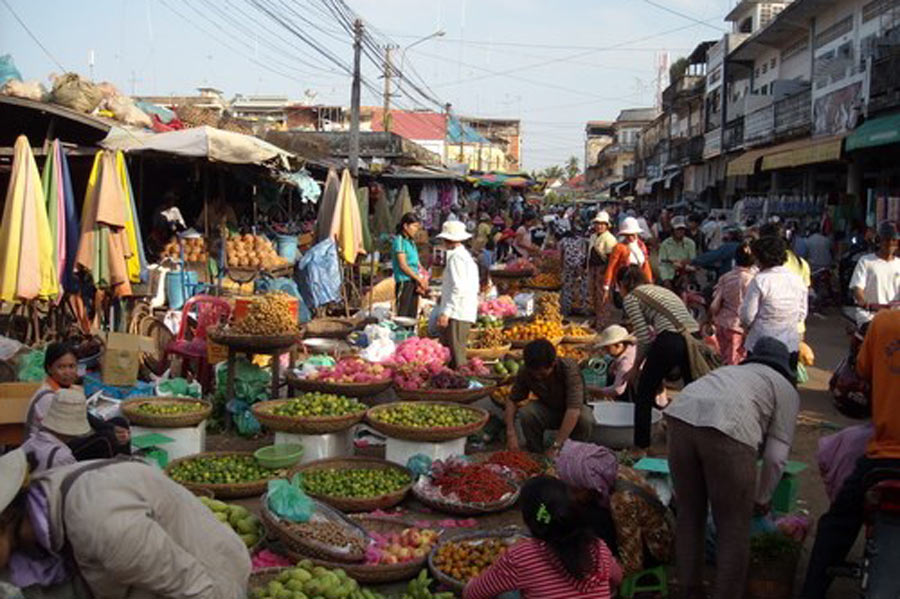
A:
[102, 332, 155, 387]
[0, 382, 42, 446]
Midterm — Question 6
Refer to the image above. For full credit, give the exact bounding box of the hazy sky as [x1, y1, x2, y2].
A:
[1, 0, 739, 170]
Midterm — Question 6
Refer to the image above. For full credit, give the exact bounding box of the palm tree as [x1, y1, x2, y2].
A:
[565, 155, 580, 180]
[541, 165, 565, 180]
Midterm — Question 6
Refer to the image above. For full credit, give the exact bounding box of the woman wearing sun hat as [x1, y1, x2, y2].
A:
[436, 220, 480, 368]
[601, 216, 653, 305]
[20, 388, 100, 473]
[0, 449, 251, 598]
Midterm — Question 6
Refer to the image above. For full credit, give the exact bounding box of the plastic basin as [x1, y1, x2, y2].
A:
[589, 401, 663, 449]
[254, 444, 304, 469]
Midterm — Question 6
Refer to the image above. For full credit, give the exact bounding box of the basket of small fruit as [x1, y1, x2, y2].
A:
[467, 318, 511, 360]
[208, 293, 302, 352]
[289, 358, 393, 399]
[247, 562, 390, 599]
[295, 457, 413, 513]
[197, 496, 265, 554]
[504, 320, 565, 348]
[468, 450, 551, 482]
[281, 517, 443, 584]
[165, 451, 296, 499]
[393, 368, 496, 404]
[120, 396, 212, 428]
[252, 393, 368, 435]
[412, 457, 521, 516]
[562, 324, 598, 344]
[428, 528, 529, 592]
[524, 272, 562, 291]
[260, 496, 371, 563]
[490, 258, 535, 279]
[365, 402, 490, 442]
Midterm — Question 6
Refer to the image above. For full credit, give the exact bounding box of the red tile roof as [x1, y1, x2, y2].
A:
[371, 108, 447, 140]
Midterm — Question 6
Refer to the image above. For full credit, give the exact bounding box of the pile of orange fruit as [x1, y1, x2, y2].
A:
[535, 293, 562, 323]
[557, 343, 592, 362]
[503, 319, 565, 342]
[527, 272, 561, 288]
[433, 538, 509, 583]
[563, 324, 596, 338]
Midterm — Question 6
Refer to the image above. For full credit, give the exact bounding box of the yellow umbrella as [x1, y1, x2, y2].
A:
[0, 135, 58, 302]
[330, 169, 365, 264]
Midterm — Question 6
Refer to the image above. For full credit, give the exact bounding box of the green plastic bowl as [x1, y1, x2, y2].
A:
[254, 444, 304, 469]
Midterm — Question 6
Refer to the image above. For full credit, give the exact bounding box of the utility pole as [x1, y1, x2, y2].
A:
[349, 18, 363, 179]
[382, 45, 394, 133]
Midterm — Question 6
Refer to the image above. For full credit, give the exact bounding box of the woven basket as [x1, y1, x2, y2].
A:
[175, 105, 219, 127]
[208, 327, 301, 353]
[510, 336, 563, 349]
[165, 451, 295, 499]
[412, 477, 520, 516]
[282, 516, 436, 584]
[365, 402, 489, 442]
[466, 344, 512, 360]
[490, 269, 535, 279]
[287, 374, 392, 399]
[295, 457, 412, 512]
[428, 528, 529, 592]
[394, 382, 497, 404]
[251, 400, 366, 434]
[259, 497, 369, 563]
[120, 397, 211, 428]
[305, 318, 356, 339]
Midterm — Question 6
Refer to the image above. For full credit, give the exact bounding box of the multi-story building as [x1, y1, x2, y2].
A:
[587, 108, 657, 189]
[230, 95, 292, 126]
[585, 121, 615, 169]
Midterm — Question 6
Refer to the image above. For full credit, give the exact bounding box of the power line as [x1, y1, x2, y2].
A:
[385, 33, 696, 52]
[641, 0, 728, 32]
[1, 0, 65, 71]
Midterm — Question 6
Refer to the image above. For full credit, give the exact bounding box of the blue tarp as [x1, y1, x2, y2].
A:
[447, 115, 490, 144]
[297, 238, 341, 308]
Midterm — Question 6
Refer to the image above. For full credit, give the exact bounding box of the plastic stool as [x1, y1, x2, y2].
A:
[619, 565, 668, 599]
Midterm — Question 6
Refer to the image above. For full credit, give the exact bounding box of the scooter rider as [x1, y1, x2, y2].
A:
[847, 220, 900, 326]
[801, 308, 900, 598]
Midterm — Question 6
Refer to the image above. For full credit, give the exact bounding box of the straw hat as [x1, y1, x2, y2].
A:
[42, 388, 92, 437]
[0, 449, 28, 514]
[619, 217, 642, 236]
[594, 325, 636, 348]
[437, 220, 473, 242]
[592, 211, 611, 225]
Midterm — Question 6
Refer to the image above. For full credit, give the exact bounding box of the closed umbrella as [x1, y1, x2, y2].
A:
[0, 135, 58, 302]
[314, 168, 341, 243]
[42, 139, 80, 294]
[371, 188, 393, 242]
[331, 169, 365, 264]
[390, 184, 413, 229]
[76, 151, 133, 297]
[116, 151, 148, 283]
[357, 185, 372, 254]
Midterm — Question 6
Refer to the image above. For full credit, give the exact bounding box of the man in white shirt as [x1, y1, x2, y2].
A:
[848, 221, 900, 325]
[436, 220, 480, 368]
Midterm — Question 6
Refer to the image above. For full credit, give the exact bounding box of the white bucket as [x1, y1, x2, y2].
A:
[589, 401, 662, 449]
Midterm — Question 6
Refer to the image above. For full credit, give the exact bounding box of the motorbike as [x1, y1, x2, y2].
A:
[670, 265, 711, 323]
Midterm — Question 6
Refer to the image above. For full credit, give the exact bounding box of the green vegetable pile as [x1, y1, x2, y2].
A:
[302, 468, 411, 498]
[198, 497, 261, 548]
[249, 561, 386, 599]
[169, 455, 280, 485]
[272, 393, 366, 418]
[136, 401, 206, 415]
[401, 569, 454, 599]
[372, 403, 481, 429]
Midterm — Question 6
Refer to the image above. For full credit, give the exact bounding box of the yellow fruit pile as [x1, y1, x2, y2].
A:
[536, 293, 562, 323]
[232, 292, 298, 335]
[504, 319, 564, 342]
[472, 327, 506, 349]
[563, 324, 595, 338]
[226, 233, 290, 270]
[528, 272, 561, 288]
[557, 344, 592, 362]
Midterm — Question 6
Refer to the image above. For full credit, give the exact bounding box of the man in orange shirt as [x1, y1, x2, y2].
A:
[801, 309, 900, 598]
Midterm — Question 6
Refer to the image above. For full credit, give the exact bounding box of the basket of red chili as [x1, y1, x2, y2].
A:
[411, 456, 520, 515]
[469, 450, 551, 482]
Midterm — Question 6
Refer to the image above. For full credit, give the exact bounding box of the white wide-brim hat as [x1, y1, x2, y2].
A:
[42, 388, 92, 437]
[594, 324, 637, 348]
[619, 217, 642, 235]
[437, 220, 473, 242]
[0, 449, 28, 514]
[592, 211, 611, 224]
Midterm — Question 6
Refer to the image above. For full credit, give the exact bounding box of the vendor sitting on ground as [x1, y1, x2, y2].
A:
[21, 388, 93, 472]
[556, 440, 674, 577]
[27, 342, 131, 459]
[506, 339, 595, 456]
[0, 449, 250, 598]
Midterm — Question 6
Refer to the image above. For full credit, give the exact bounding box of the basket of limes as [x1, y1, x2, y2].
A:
[252, 393, 368, 434]
[165, 451, 296, 499]
[120, 396, 212, 428]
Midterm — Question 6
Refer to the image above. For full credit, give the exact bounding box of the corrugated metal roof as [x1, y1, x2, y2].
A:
[371, 109, 447, 140]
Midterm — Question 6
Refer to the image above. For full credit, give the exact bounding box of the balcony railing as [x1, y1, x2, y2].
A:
[723, 117, 744, 151]
[744, 100, 775, 147]
[774, 88, 811, 140]
[669, 135, 705, 165]
[868, 52, 900, 114]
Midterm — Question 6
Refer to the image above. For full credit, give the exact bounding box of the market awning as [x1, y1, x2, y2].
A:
[845, 112, 900, 151]
[101, 125, 294, 167]
[760, 135, 845, 171]
[726, 148, 767, 177]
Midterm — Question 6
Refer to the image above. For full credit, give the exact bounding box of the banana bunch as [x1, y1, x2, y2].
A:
[401, 570, 454, 599]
